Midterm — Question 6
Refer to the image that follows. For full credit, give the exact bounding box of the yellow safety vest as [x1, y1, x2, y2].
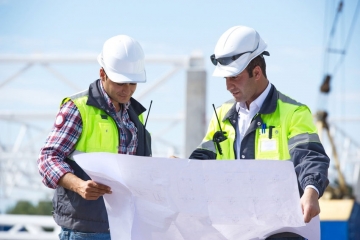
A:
[198, 90, 320, 160]
[62, 95, 144, 154]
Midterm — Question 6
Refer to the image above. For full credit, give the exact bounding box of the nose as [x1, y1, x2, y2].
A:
[121, 84, 131, 94]
[226, 77, 233, 91]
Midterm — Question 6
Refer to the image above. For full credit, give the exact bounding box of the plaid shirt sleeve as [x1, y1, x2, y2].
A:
[37, 100, 82, 189]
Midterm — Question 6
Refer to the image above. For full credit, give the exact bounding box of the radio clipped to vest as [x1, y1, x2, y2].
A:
[212, 104, 228, 155]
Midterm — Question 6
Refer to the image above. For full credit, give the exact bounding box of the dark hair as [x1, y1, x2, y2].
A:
[246, 55, 267, 78]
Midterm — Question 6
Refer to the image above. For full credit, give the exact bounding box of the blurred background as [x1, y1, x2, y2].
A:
[0, 0, 360, 239]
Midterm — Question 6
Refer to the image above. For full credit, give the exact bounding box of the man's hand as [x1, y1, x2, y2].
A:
[58, 173, 112, 200]
[75, 180, 112, 200]
[301, 187, 320, 223]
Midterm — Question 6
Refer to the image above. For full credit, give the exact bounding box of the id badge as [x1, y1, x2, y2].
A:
[260, 139, 277, 151]
[255, 127, 281, 160]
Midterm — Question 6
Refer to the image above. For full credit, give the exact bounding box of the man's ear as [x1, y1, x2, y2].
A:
[99, 68, 106, 80]
[252, 66, 262, 80]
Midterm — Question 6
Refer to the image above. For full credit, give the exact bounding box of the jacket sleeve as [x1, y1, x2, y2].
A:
[189, 113, 219, 160]
[288, 105, 330, 197]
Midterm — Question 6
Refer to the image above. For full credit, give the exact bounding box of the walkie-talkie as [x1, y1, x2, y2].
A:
[144, 100, 152, 129]
[212, 104, 227, 155]
[143, 100, 153, 156]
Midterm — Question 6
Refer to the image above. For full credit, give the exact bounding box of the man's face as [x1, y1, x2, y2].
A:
[101, 72, 137, 106]
[225, 69, 257, 104]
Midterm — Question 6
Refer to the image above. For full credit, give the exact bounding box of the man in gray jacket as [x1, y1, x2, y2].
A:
[38, 35, 151, 239]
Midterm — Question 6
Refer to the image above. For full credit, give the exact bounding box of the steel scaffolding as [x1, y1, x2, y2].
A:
[0, 53, 206, 202]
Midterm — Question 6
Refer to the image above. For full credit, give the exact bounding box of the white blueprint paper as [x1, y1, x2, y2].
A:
[74, 152, 320, 240]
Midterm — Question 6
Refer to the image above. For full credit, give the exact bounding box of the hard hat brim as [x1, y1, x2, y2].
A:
[212, 52, 255, 77]
[212, 56, 249, 77]
[212, 47, 268, 78]
[97, 54, 146, 83]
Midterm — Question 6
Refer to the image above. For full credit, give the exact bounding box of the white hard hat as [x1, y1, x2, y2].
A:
[211, 26, 269, 77]
[97, 35, 146, 83]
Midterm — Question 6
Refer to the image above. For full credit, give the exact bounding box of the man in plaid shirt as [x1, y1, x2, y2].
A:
[37, 35, 152, 240]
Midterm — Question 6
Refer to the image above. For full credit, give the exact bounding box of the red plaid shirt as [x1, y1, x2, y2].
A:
[37, 81, 138, 189]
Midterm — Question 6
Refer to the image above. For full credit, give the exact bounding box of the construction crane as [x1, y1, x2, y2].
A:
[316, 0, 359, 199]
[316, 1, 360, 239]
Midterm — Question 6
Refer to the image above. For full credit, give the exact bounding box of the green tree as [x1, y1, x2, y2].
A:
[36, 201, 53, 215]
[6, 200, 52, 215]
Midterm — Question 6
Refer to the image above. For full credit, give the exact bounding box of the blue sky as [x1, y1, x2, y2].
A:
[0, 0, 360, 210]
[1, 0, 359, 116]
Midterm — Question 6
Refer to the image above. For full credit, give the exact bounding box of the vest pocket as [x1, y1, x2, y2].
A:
[98, 122, 116, 152]
[255, 127, 282, 160]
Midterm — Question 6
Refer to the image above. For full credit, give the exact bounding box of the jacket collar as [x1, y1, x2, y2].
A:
[258, 84, 278, 114]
